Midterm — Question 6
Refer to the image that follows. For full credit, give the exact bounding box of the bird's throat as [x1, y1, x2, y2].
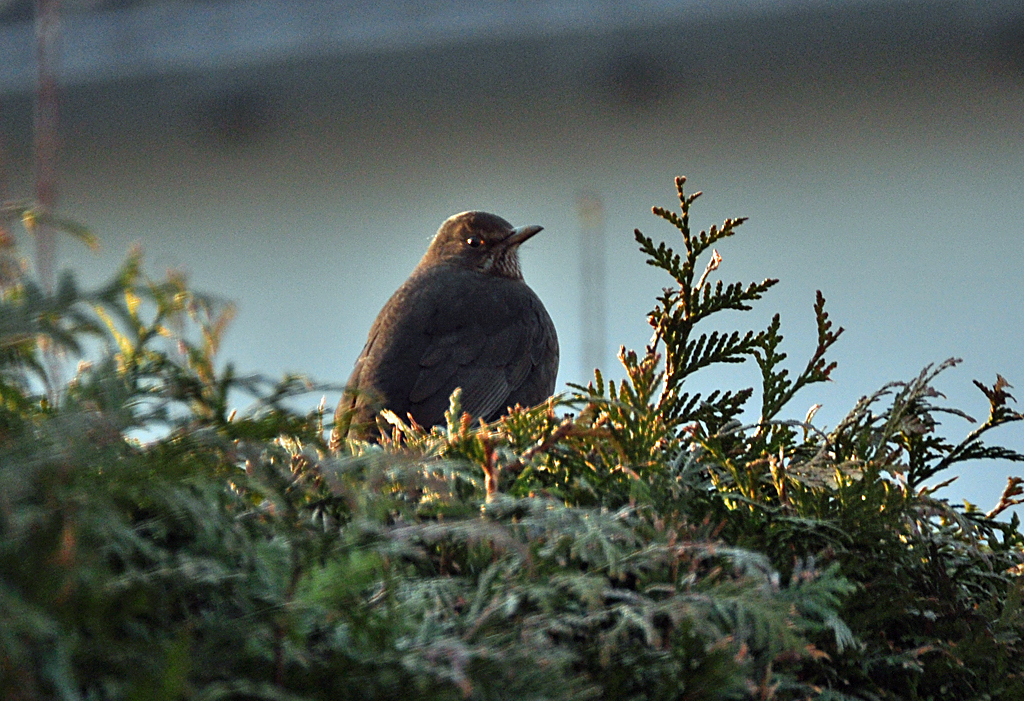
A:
[480, 248, 523, 279]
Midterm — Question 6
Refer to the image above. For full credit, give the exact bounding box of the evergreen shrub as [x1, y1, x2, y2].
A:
[1, 180, 1022, 700]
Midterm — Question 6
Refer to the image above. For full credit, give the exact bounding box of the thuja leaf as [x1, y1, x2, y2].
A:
[634, 177, 792, 434]
[692, 388, 756, 432]
[691, 277, 779, 323]
[973, 375, 1024, 429]
[929, 375, 1024, 478]
[636, 231, 686, 286]
[859, 359, 987, 489]
[670, 329, 764, 389]
[805, 290, 844, 384]
[662, 389, 704, 423]
[2, 200, 99, 251]
[754, 314, 789, 420]
[756, 291, 844, 424]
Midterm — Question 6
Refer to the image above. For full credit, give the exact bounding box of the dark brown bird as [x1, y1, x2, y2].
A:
[331, 211, 558, 447]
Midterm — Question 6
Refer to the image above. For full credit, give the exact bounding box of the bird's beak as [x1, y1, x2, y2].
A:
[506, 224, 543, 247]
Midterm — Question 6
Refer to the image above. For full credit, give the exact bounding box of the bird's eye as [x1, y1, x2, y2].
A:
[465, 235, 484, 248]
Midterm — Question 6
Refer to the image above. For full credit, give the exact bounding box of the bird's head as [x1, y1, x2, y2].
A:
[421, 211, 543, 280]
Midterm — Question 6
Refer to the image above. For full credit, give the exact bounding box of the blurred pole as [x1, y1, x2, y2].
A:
[35, 0, 61, 402]
[577, 192, 607, 377]
[34, 0, 60, 293]
[0, 87, 12, 290]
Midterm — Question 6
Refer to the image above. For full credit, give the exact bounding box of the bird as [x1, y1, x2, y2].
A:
[330, 211, 558, 448]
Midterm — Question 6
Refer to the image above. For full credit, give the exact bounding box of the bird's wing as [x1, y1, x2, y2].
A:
[335, 267, 557, 441]
[331, 270, 435, 442]
[503, 300, 559, 412]
[407, 279, 551, 423]
[330, 330, 384, 446]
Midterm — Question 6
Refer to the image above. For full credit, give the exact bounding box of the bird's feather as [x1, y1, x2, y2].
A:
[332, 212, 558, 445]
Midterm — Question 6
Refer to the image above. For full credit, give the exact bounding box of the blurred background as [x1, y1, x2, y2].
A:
[1, 0, 1022, 513]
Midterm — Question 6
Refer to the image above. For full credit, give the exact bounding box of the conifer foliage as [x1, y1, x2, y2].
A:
[1, 178, 1022, 700]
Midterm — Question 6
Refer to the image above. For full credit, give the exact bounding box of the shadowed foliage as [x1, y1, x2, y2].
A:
[1, 177, 1022, 700]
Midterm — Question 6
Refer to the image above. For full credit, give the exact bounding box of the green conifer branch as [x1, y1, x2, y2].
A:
[756, 292, 844, 424]
[929, 375, 1024, 478]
